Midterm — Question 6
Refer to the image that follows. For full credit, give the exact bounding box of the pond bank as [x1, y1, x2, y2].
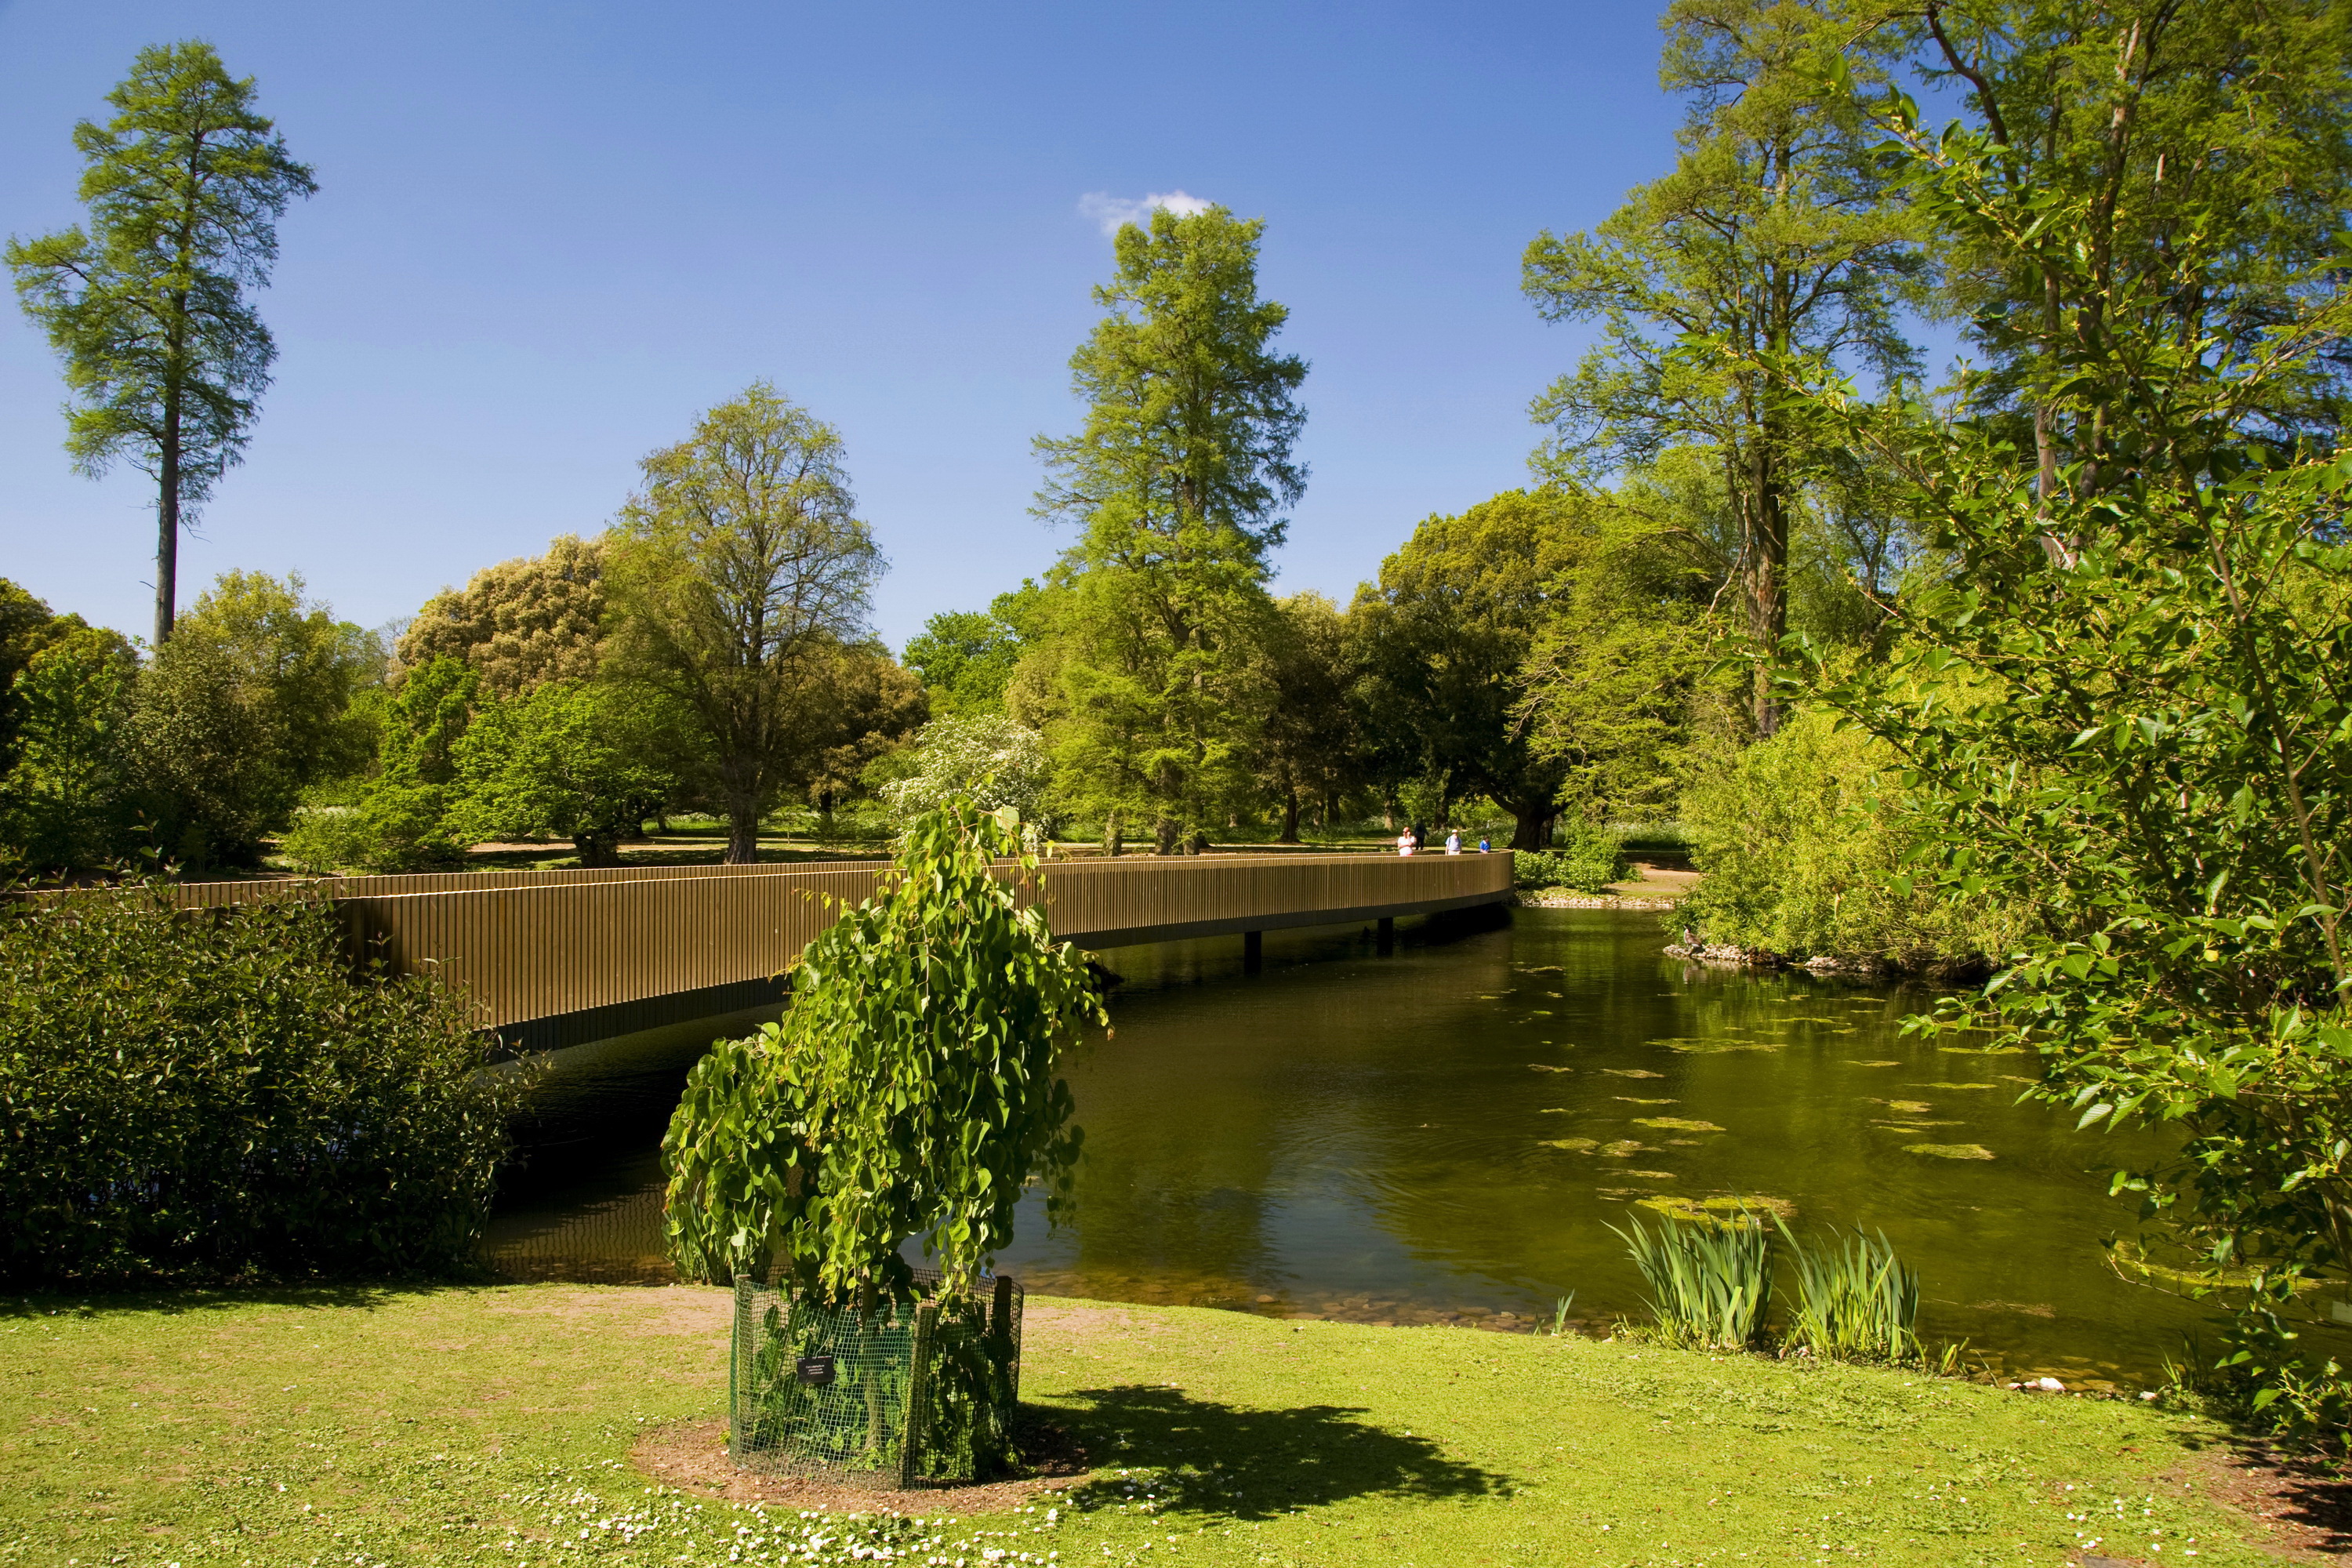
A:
[0, 1282, 2330, 1566]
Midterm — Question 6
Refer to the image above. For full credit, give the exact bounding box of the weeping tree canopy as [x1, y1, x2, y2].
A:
[661, 800, 1105, 1306]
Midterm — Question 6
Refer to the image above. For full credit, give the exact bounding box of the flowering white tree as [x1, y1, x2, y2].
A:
[883, 713, 1053, 832]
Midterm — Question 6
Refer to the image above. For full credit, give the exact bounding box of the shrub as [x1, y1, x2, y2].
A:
[0, 884, 521, 1286]
[1678, 706, 2024, 965]
[1512, 822, 1631, 893]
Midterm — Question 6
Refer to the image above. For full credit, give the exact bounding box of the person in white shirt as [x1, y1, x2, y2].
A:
[1445, 829, 1461, 855]
[1396, 830, 1414, 856]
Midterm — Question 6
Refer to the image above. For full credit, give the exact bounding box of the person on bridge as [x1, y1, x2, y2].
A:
[1445, 829, 1461, 855]
[1478, 835, 1491, 853]
[1396, 828, 1415, 856]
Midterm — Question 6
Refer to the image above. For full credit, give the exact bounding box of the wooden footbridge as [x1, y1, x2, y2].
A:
[164, 852, 1516, 1048]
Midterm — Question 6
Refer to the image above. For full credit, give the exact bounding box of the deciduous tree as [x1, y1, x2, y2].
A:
[1523, 0, 1918, 735]
[397, 534, 607, 699]
[608, 385, 885, 862]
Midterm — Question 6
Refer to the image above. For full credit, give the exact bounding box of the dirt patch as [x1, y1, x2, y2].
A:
[629, 1417, 1091, 1515]
[2175, 1442, 2352, 1562]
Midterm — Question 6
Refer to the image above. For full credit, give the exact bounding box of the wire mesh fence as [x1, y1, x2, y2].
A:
[728, 1269, 1025, 1487]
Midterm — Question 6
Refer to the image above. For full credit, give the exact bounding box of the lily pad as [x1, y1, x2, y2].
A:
[1906, 1142, 1996, 1160]
[1876, 1099, 1934, 1114]
[1853, 1060, 1900, 1068]
[1529, 1064, 1573, 1074]
[1601, 1140, 1654, 1158]
[1636, 1193, 1798, 1222]
[1915, 1081, 1994, 1091]
[1538, 1137, 1598, 1152]
[1601, 1068, 1666, 1079]
[1624, 1169, 1679, 1180]
[1634, 1116, 1724, 1133]
[1613, 1096, 1678, 1105]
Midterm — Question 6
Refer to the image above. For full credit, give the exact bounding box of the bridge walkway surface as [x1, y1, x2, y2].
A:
[158, 851, 1517, 1049]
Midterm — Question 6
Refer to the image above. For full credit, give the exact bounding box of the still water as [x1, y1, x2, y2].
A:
[486, 906, 2263, 1386]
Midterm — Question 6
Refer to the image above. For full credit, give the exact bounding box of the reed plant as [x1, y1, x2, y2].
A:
[1611, 1212, 1771, 1350]
[1775, 1221, 1925, 1365]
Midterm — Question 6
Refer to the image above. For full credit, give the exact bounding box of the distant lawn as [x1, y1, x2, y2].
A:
[0, 1284, 2294, 1566]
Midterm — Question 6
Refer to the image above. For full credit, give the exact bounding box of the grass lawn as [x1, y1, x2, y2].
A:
[0, 1284, 2299, 1567]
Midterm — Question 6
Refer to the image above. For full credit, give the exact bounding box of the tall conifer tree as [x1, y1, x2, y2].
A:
[7, 42, 316, 648]
[1029, 205, 1308, 853]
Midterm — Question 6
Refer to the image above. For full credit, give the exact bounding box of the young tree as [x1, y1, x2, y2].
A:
[1522, 0, 1918, 735]
[446, 681, 682, 868]
[128, 572, 379, 869]
[607, 385, 886, 862]
[5, 42, 316, 648]
[1029, 205, 1308, 853]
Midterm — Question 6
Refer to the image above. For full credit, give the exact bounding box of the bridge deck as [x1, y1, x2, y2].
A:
[158, 852, 1517, 1047]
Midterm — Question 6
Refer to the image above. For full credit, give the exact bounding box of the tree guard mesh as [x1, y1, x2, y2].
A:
[728, 1269, 1024, 1487]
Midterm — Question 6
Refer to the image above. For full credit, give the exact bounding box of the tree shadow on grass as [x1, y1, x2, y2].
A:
[1040, 1384, 1512, 1522]
[0, 1280, 480, 1322]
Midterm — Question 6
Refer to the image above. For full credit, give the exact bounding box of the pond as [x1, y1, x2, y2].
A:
[485, 905, 2268, 1387]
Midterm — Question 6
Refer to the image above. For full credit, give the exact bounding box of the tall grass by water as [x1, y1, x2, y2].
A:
[1612, 1213, 1772, 1349]
[1777, 1222, 1925, 1364]
[1613, 1211, 1956, 1370]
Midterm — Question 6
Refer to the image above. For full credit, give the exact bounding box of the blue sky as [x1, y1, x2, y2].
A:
[0, 2, 1686, 652]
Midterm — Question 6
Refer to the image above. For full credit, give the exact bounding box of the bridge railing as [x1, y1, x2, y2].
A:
[82, 851, 1516, 1044]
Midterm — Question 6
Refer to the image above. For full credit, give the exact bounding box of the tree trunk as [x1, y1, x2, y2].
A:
[1153, 817, 1181, 856]
[1104, 811, 1123, 857]
[724, 792, 761, 864]
[575, 833, 622, 869]
[156, 390, 182, 648]
[1508, 801, 1550, 851]
[1746, 437, 1791, 739]
[1279, 787, 1301, 844]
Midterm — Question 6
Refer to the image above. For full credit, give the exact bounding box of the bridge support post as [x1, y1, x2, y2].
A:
[1242, 929, 1262, 973]
[1376, 916, 1394, 955]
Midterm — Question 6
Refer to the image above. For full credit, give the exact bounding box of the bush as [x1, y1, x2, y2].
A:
[1678, 707, 2025, 966]
[0, 884, 521, 1286]
[1512, 823, 1631, 893]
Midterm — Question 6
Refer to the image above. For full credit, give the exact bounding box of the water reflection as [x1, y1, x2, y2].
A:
[485, 906, 2300, 1384]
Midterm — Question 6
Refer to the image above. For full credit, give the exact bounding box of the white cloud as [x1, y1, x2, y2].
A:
[1076, 189, 1215, 236]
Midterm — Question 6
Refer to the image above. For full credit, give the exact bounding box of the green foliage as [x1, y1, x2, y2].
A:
[1775, 1222, 1925, 1366]
[661, 800, 1105, 1301]
[1523, 1, 1919, 731]
[1678, 706, 2022, 965]
[1025, 205, 1306, 853]
[1510, 824, 1631, 895]
[445, 681, 681, 867]
[0, 597, 138, 876]
[608, 383, 886, 862]
[1249, 591, 1364, 841]
[1354, 491, 1587, 849]
[1612, 1213, 1772, 1351]
[0, 884, 519, 1285]
[4, 41, 316, 645]
[125, 572, 382, 870]
[902, 583, 1040, 718]
[1767, 56, 2352, 1436]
